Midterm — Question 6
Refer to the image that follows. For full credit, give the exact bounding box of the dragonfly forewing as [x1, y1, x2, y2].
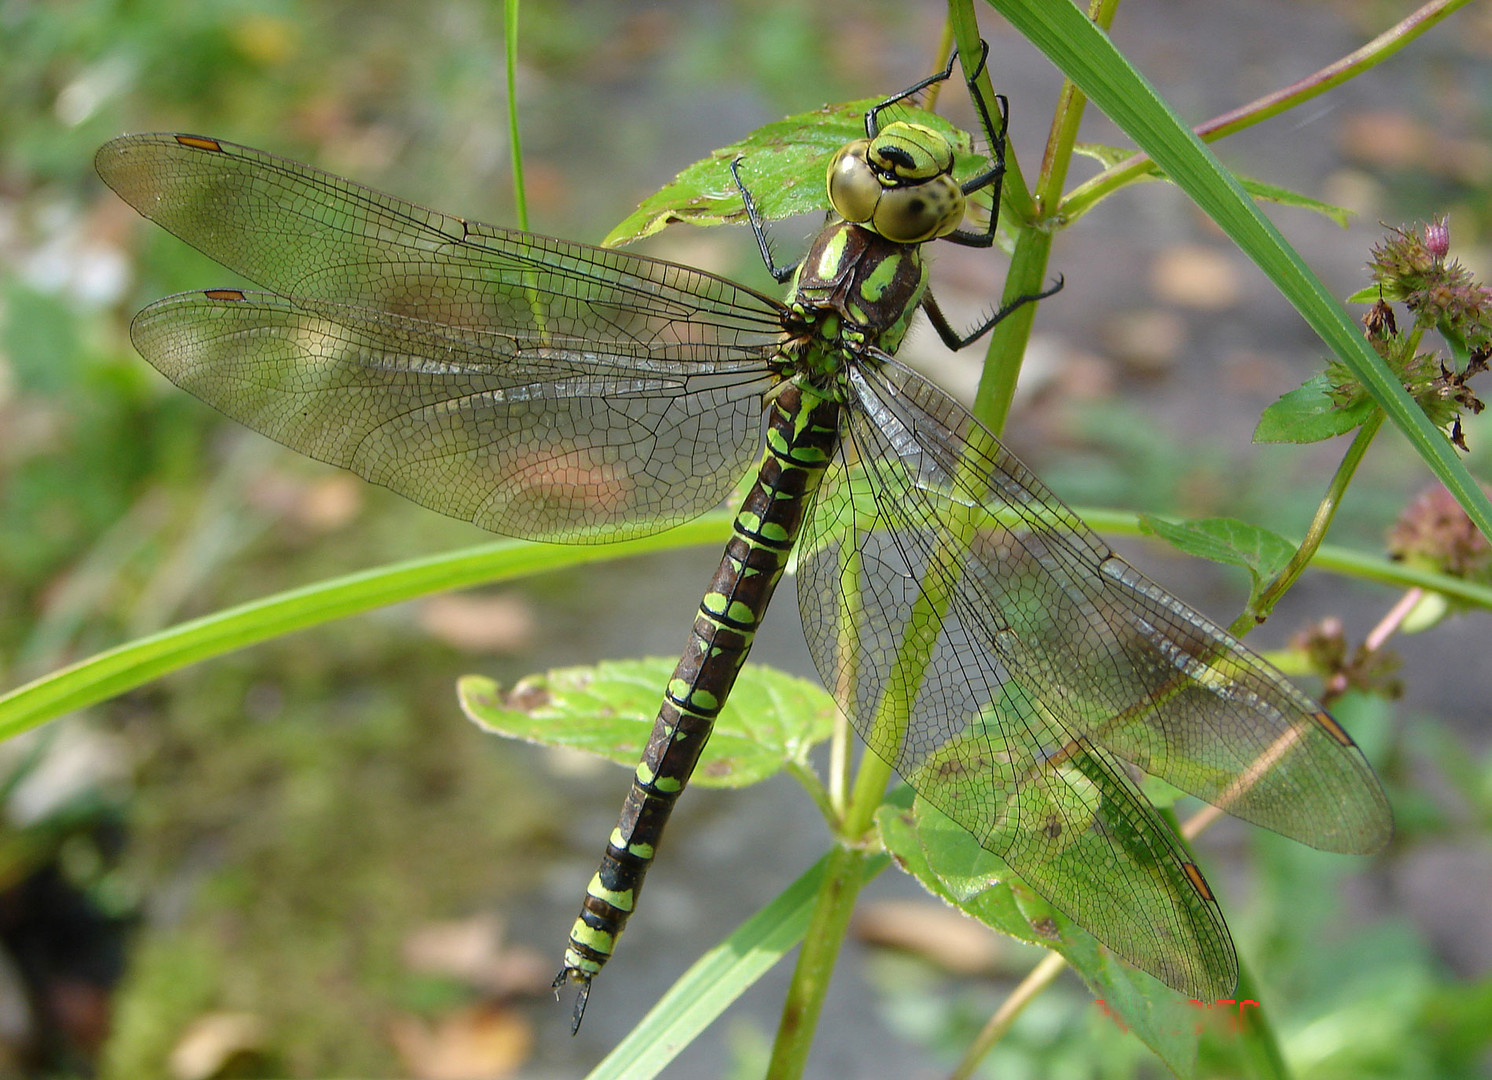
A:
[95, 134, 787, 354]
[99, 133, 804, 543]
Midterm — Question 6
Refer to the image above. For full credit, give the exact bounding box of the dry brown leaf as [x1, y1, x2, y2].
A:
[854, 900, 1004, 976]
[417, 594, 535, 653]
[389, 1004, 533, 1080]
[1150, 246, 1241, 310]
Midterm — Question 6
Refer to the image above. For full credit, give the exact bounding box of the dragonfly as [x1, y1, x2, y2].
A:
[96, 45, 1390, 1032]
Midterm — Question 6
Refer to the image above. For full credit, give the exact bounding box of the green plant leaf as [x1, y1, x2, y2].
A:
[602, 101, 988, 247]
[1137, 515, 1295, 596]
[459, 660, 834, 788]
[1235, 177, 1352, 228]
[1254, 374, 1376, 443]
[1071, 144, 1352, 227]
[875, 793, 1202, 1077]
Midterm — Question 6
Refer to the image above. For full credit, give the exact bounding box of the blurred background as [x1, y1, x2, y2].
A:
[2, 0, 1491, 1076]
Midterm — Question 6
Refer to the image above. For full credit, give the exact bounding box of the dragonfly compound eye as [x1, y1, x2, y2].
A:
[826, 123, 965, 245]
[827, 139, 883, 226]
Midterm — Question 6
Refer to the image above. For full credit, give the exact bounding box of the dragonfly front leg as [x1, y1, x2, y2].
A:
[731, 156, 799, 284]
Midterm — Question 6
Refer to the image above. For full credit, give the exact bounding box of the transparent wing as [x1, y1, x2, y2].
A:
[133, 290, 777, 540]
[797, 352, 1392, 998]
[98, 134, 788, 541]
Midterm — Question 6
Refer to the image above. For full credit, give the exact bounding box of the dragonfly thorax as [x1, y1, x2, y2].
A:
[788, 219, 931, 368]
[827, 121, 965, 244]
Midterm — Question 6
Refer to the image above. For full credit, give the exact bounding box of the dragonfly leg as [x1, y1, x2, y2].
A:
[864, 39, 1010, 250]
[863, 41, 975, 137]
[943, 45, 1011, 249]
[921, 275, 1064, 351]
[731, 156, 799, 283]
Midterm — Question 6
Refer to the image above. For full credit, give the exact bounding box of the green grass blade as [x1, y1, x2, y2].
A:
[504, 0, 528, 230]
[0, 512, 733, 740]
[987, 0, 1492, 540]
[8, 504, 1483, 744]
[586, 852, 889, 1080]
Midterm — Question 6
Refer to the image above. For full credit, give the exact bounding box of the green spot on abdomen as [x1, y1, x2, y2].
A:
[586, 872, 635, 912]
[568, 921, 617, 954]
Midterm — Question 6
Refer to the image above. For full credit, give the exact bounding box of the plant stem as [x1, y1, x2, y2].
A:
[503, 0, 528, 231]
[948, 1, 1033, 218]
[763, 812, 883, 1078]
[1060, 0, 1470, 223]
[1234, 410, 1384, 633]
[948, 952, 1068, 1080]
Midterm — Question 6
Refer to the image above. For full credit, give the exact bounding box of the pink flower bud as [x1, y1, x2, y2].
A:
[1424, 218, 1450, 262]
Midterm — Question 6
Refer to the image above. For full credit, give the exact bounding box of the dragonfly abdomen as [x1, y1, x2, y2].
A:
[557, 379, 841, 1027]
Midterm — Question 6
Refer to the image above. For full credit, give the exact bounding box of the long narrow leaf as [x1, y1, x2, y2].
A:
[0, 513, 734, 740]
[7, 506, 1485, 743]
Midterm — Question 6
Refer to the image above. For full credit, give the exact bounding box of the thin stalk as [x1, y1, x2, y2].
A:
[1234, 410, 1385, 634]
[1034, 0, 1117, 214]
[1061, 0, 1469, 223]
[948, 952, 1068, 1080]
[504, 0, 529, 230]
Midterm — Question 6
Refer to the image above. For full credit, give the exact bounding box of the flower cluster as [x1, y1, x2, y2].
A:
[1328, 219, 1492, 450]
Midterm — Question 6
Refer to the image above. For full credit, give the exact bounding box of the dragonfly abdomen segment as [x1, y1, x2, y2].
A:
[557, 380, 841, 1028]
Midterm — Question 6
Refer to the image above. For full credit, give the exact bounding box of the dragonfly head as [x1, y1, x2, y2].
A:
[827, 120, 965, 245]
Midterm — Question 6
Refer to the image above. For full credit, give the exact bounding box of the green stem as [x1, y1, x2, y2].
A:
[948, 2, 1034, 219]
[965, 0, 1099, 433]
[1060, 0, 1469, 224]
[764, 840, 877, 1079]
[503, 0, 529, 230]
[973, 226, 1054, 432]
[763, 591, 910, 1079]
[1234, 410, 1384, 634]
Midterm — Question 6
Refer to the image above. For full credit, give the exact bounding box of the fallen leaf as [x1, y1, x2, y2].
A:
[167, 1012, 267, 1080]
[418, 594, 534, 653]
[389, 1004, 533, 1080]
[855, 900, 1005, 976]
